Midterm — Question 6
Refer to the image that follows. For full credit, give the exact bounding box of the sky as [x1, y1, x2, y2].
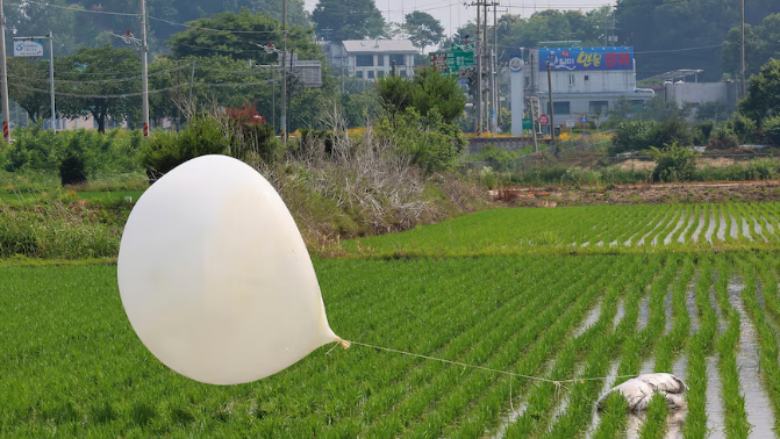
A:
[303, 0, 617, 38]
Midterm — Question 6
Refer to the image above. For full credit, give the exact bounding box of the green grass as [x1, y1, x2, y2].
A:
[341, 203, 780, 257]
[3, 251, 780, 437]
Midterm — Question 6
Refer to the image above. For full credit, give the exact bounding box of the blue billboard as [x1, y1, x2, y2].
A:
[538, 47, 634, 71]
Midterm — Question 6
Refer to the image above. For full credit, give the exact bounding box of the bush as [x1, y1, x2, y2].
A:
[647, 118, 694, 149]
[697, 120, 715, 144]
[763, 115, 780, 146]
[708, 128, 740, 149]
[4, 124, 143, 185]
[141, 115, 229, 179]
[377, 107, 466, 175]
[223, 103, 282, 164]
[610, 120, 656, 154]
[720, 114, 757, 144]
[647, 142, 699, 182]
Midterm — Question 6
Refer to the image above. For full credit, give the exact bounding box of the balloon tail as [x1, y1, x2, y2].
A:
[327, 338, 350, 355]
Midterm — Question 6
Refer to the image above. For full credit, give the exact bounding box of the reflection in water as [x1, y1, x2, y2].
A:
[625, 409, 686, 439]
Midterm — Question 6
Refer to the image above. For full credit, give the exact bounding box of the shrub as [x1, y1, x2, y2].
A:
[697, 120, 715, 144]
[377, 107, 466, 175]
[720, 114, 756, 144]
[708, 128, 740, 150]
[763, 115, 780, 146]
[610, 120, 656, 154]
[223, 102, 282, 164]
[647, 118, 694, 148]
[140, 115, 229, 179]
[647, 142, 700, 182]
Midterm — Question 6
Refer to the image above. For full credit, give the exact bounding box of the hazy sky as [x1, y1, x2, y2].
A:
[303, 0, 616, 38]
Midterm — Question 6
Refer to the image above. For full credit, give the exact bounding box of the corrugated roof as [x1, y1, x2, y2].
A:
[342, 39, 418, 53]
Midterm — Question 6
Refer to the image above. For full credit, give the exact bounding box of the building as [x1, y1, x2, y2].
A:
[323, 39, 417, 80]
[523, 47, 655, 129]
[642, 70, 738, 121]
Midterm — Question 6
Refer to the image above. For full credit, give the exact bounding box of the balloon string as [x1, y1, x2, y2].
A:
[337, 340, 637, 385]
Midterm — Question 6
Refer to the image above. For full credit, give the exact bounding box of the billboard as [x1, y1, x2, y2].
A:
[538, 47, 634, 71]
[14, 40, 44, 57]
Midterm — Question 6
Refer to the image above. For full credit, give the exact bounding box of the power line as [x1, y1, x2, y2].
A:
[23, 0, 141, 16]
[148, 16, 281, 35]
[9, 79, 277, 99]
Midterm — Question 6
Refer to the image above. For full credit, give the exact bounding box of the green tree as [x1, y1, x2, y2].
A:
[647, 142, 699, 182]
[375, 68, 466, 125]
[56, 45, 142, 132]
[7, 58, 52, 122]
[312, 0, 386, 42]
[723, 13, 780, 79]
[167, 9, 320, 63]
[739, 59, 780, 123]
[403, 11, 444, 52]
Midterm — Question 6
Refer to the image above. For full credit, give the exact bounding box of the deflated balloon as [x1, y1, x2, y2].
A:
[117, 155, 343, 385]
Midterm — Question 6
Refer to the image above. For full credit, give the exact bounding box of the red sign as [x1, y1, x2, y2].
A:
[538, 114, 549, 126]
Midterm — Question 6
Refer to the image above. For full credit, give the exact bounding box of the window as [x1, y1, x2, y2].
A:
[377, 70, 385, 78]
[584, 75, 589, 81]
[568, 74, 575, 86]
[356, 55, 373, 66]
[390, 54, 406, 66]
[400, 69, 407, 77]
[629, 100, 644, 111]
[356, 71, 364, 79]
[589, 100, 609, 115]
[368, 70, 375, 79]
[549, 101, 571, 115]
[377, 55, 385, 66]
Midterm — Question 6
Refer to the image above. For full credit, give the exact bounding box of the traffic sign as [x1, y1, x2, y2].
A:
[580, 114, 588, 123]
[538, 114, 549, 126]
[522, 118, 532, 130]
[566, 119, 575, 128]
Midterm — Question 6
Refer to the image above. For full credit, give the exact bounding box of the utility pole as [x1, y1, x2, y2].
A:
[0, 0, 10, 142]
[141, 0, 149, 137]
[176, 60, 181, 132]
[281, 0, 288, 143]
[483, 0, 489, 133]
[188, 61, 195, 116]
[476, 1, 481, 134]
[493, 5, 500, 130]
[489, 48, 496, 132]
[547, 61, 555, 142]
[740, 0, 746, 98]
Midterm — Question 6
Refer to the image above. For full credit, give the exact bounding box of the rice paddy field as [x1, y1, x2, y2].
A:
[3, 202, 780, 438]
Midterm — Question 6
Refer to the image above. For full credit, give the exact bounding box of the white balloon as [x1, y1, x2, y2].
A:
[117, 155, 344, 385]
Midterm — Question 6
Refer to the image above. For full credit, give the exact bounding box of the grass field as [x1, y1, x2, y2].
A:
[3, 203, 780, 438]
[343, 202, 780, 256]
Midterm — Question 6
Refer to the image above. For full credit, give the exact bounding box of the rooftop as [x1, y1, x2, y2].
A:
[342, 39, 417, 54]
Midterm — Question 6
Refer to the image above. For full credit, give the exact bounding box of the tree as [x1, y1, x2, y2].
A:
[723, 13, 780, 79]
[312, 0, 386, 42]
[403, 11, 444, 52]
[7, 58, 52, 122]
[56, 45, 142, 132]
[375, 68, 466, 125]
[167, 9, 320, 63]
[739, 59, 780, 123]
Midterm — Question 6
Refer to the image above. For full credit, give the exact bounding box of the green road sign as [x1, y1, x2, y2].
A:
[522, 118, 533, 130]
[430, 44, 475, 74]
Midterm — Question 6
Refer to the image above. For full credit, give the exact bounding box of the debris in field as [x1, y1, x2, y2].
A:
[596, 373, 688, 412]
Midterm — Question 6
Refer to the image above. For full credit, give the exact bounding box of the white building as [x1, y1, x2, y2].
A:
[323, 39, 417, 80]
[523, 47, 654, 127]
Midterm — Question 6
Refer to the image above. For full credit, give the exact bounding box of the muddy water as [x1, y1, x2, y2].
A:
[625, 410, 686, 439]
[638, 295, 651, 331]
[638, 213, 669, 246]
[706, 356, 727, 439]
[583, 362, 620, 439]
[761, 214, 775, 236]
[692, 210, 706, 243]
[717, 213, 727, 241]
[489, 359, 557, 439]
[741, 215, 754, 241]
[705, 210, 717, 243]
[728, 281, 776, 438]
[575, 302, 602, 337]
[752, 215, 768, 242]
[614, 299, 626, 329]
[663, 210, 687, 245]
[730, 214, 740, 240]
[677, 214, 696, 244]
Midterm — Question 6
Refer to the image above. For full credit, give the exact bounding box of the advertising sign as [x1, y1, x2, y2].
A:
[538, 47, 634, 71]
[14, 40, 44, 57]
